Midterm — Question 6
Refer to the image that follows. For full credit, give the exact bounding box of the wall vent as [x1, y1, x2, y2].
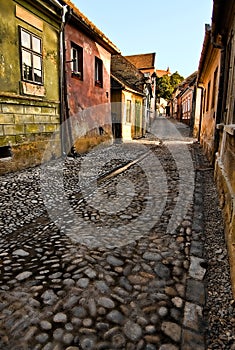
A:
[0, 146, 12, 159]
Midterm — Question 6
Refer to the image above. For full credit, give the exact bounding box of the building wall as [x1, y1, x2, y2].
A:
[193, 88, 203, 138]
[199, 49, 220, 163]
[65, 22, 112, 153]
[213, 15, 235, 295]
[181, 90, 193, 125]
[121, 91, 132, 141]
[111, 89, 122, 139]
[0, 0, 60, 174]
[111, 88, 144, 141]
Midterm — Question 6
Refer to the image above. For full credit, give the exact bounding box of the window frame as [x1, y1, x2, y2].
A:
[211, 67, 218, 109]
[71, 42, 83, 80]
[126, 100, 132, 123]
[206, 81, 211, 112]
[19, 27, 43, 85]
[95, 56, 103, 87]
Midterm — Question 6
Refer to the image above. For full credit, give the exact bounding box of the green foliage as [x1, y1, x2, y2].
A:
[156, 71, 184, 101]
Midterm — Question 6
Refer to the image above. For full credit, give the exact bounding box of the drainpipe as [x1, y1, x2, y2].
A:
[48, 0, 68, 156]
[59, 6, 68, 156]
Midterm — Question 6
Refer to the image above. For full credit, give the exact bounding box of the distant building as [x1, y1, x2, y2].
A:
[156, 67, 171, 78]
[125, 53, 157, 126]
[111, 55, 146, 140]
[170, 71, 197, 126]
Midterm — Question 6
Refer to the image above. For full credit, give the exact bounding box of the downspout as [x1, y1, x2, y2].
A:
[49, 0, 68, 156]
[48, 0, 68, 156]
[59, 5, 68, 156]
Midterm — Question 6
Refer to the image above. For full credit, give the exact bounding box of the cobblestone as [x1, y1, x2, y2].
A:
[0, 118, 233, 349]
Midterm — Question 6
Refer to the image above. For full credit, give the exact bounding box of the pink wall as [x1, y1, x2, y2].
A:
[65, 23, 111, 117]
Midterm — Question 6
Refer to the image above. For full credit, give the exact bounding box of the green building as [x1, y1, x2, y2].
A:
[0, 0, 62, 174]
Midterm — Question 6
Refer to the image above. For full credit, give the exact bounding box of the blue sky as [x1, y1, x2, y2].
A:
[72, 0, 213, 78]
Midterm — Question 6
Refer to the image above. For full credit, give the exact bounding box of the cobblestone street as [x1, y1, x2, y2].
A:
[0, 118, 234, 350]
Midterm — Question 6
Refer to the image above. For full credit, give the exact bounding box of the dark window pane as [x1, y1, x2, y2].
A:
[34, 69, 42, 82]
[71, 43, 83, 79]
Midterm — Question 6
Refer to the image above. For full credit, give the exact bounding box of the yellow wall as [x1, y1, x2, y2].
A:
[0, 0, 61, 174]
[199, 48, 220, 163]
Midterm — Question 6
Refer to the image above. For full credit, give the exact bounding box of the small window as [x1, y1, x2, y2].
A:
[211, 67, 218, 109]
[95, 57, 103, 87]
[203, 89, 207, 113]
[71, 43, 83, 80]
[126, 100, 131, 123]
[206, 81, 211, 111]
[0, 146, 12, 159]
[20, 27, 43, 84]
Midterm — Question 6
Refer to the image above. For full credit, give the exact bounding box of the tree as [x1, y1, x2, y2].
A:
[156, 71, 184, 101]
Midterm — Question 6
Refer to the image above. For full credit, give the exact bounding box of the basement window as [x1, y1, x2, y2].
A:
[0, 146, 12, 159]
[71, 43, 83, 80]
[95, 57, 103, 87]
[20, 27, 43, 84]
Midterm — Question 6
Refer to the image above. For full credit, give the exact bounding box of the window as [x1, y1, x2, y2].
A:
[203, 89, 207, 113]
[126, 100, 131, 123]
[187, 97, 191, 112]
[95, 57, 103, 87]
[20, 27, 42, 84]
[206, 81, 211, 111]
[71, 43, 83, 79]
[211, 67, 218, 109]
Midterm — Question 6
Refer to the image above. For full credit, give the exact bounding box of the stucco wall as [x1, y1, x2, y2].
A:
[0, 0, 61, 174]
[65, 22, 113, 153]
[199, 49, 220, 163]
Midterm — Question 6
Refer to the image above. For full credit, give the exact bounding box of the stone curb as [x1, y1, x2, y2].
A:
[181, 144, 207, 350]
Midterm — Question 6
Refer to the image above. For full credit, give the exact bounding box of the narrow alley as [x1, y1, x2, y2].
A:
[0, 118, 234, 350]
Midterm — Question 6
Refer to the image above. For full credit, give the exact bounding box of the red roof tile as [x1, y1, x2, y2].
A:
[62, 0, 120, 54]
[125, 53, 156, 69]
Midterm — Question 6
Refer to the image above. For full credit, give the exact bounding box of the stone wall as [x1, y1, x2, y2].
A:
[0, 99, 60, 174]
[214, 129, 235, 296]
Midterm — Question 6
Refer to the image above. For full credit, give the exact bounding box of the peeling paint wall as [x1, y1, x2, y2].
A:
[64, 21, 112, 153]
[199, 49, 220, 163]
[0, 0, 61, 174]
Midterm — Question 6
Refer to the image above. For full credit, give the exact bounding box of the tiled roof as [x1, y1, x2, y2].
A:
[124, 53, 156, 69]
[62, 0, 120, 54]
[180, 71, 198, 88]
[156, 68, 171, 77]
[111, 55, 145, 93]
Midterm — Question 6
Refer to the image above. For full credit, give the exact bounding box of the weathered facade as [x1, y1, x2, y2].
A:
[195, 0, 235, 295]
[170, 71, 197, 127]
[197, 24, 221, 163]
[0, 0, 62, 174]
[111, 54, 145, 140]
[63, 1, 120, 154]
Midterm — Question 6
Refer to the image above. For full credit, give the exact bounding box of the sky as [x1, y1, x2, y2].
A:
[72, 0, 213, 79]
